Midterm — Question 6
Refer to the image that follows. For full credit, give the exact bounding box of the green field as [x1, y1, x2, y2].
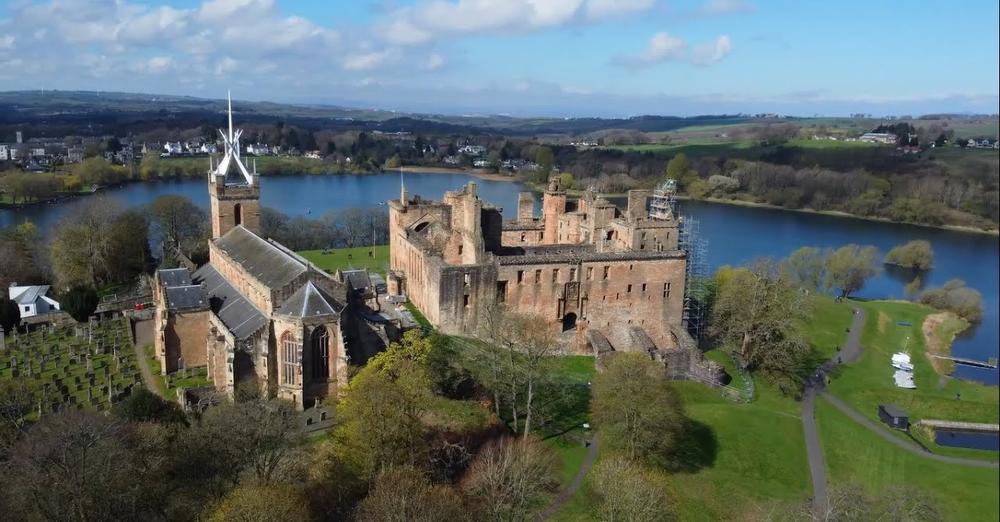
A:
[298, 245, 389, 274]
[827, 300, 998, 460]
[816, 399, 1000, 522]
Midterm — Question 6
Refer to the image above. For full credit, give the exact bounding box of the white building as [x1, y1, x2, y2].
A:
[859, 132, 897, 144]
[8, 284, 61, 318]
[0, 144, 8, 161]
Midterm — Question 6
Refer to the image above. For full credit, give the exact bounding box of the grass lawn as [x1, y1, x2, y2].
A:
[826, 300, 998, 459]
[142, 345, 212, 397]
[816, 398, 1000, 522]
[298, 245, 389, 274]
[800, 295, 857, 362]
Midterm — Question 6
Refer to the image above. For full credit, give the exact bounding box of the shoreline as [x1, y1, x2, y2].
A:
[673, 195, 1000, 236]
[922, 311, 972, 377]
[397, 165, 518, 182]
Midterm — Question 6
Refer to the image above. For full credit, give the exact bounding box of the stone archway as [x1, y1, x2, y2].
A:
[562, 312, 577, 332]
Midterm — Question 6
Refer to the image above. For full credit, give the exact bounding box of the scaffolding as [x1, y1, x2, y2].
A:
[648, 179, 710, 343]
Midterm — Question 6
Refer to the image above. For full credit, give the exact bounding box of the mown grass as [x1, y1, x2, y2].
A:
[816, 398, 1000, 522]
[298, 245, 389, 274]
[825, 300, 998, 460]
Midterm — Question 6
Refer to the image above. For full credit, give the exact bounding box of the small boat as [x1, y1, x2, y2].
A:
[893, 369, 916, 389]
[891, 352, 913, 371]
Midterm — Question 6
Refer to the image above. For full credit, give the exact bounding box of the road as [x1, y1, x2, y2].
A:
[132, 318, 164, 398]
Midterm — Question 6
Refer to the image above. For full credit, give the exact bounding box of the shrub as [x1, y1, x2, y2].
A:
[918, 279, 983, 322]
[62, 285, 99, 322]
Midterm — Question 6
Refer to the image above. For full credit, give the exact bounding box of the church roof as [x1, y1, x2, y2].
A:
[157, 268, 192, 288]
[213, 226, 307, 289]
[192, 264, 268, 340]
[275, 280, 342, 319]
[164, 285, 208, 312]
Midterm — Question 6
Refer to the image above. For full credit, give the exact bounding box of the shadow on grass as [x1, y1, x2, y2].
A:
[665, 418, 719, 473]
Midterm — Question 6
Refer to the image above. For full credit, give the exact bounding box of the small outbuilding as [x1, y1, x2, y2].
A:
[878, 404, 909, 430]
[8, 284, 60, 318]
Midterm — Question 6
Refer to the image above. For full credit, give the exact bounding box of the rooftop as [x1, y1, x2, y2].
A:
[213, 226, 307, 289]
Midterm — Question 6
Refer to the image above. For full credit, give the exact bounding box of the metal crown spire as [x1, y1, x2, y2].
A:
[227, 89, 234, 145]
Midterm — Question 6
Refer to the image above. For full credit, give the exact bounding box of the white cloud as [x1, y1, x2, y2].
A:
[586, 0, 655, 18]
[380, 0, 654, 45]
[616, 32, 686, 67]
[344, 50, 393, 71]
[135, 55, 176, 75]
[214, 56, 239, 76]
[691, 35, 732, 65]
[0, 35, 15, 50]
[617, 32, 732, 68]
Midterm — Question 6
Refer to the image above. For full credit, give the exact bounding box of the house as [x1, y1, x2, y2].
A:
[0, 144, 9, 161]
[472, 159, 490, 168]
[7, 284, 61, 319]
[458, 145, 487, 156]
[67, 147, 85, 163]
[877, 404, 909, 430]
[859, 132, 897, 144]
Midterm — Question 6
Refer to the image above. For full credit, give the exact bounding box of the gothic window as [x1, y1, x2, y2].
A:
[311, 326, 330, 380]
[281, 332, 297, 385]
[234, 203, 243, 226]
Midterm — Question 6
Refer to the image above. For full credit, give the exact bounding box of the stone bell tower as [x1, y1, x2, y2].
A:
[209, 91, 260, 239]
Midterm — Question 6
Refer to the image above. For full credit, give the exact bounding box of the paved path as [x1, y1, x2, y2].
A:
[803, 306, 998, 515]
[802, 306, 865, 516]
[539, 437, 599, 521]
[132, 319, 164, 399]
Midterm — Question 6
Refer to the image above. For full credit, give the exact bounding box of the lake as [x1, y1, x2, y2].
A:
[2, 172, 997, 384]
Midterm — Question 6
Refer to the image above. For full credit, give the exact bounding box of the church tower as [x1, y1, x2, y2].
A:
[209, 91, 260, 239]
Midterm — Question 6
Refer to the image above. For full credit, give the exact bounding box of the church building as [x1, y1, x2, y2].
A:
[153, 94, 361, 409]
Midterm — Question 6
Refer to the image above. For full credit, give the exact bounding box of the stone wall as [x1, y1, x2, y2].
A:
[209, 175, 261, 238]
[162, 310, 209, 373]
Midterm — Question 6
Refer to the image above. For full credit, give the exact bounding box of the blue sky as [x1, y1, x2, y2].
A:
[0, 0, 997, 117]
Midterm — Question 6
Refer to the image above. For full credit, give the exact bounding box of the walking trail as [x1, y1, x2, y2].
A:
[132, 319, 164, 399]
[538, 437, 599, 520]
[802, 306, 998, 515]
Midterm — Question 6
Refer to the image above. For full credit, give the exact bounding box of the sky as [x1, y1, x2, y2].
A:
[0, 0, 998, 117]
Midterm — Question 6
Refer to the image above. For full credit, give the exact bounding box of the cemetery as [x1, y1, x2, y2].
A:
[0, 317, 140, 414]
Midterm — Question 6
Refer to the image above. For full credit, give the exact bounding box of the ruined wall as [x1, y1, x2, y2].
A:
[501, 225, 545, 246]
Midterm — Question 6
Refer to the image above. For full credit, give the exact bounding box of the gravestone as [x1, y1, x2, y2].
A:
[0, 326, 5, 350]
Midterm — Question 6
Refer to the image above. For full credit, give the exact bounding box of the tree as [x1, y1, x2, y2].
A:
[885, 240, 934, 270]
[50, 199, 149, 288]
[0, 298, 20, 333]
[709, 261, 811, 393]
[461, 437, 558, 522]
[589, 457, 674, 522]
[0, 379, 36, 448]
[148, 195, 208, 253]
[113, 387, 187, 425]
[825, 244, 880, 298]
[510, 312, 559, 438]
[665, 153, 691, 181]
[384, 154, 402, 169]
[62, 285, 99, 322]
[534, 146, 554, 183]
[3, 410, 163, 521]
[591, 352, 687, 467]
[918, 279, 984, 322]
[355, 466, 466, 522]
[207, 482, 312, 522]
[334, 357, 432, 478]
[780, 246, 828, 292]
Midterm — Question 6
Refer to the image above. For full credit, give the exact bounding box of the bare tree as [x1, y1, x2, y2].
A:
[355, 465, 467, 522]
[509, 312, 558, 438]
[589, 457, 674, 521]
[461, 437, 558, 522]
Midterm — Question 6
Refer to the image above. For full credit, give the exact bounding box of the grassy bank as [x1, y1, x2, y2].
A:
[827, 300, 998, 459]
[816, 398, 999, 521]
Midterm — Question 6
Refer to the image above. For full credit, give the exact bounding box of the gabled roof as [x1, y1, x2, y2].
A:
[9, 285, 50, 305]
[192, 264, 268, 340]
[276, 280, 341, 319]
[213, 226, 307, 289]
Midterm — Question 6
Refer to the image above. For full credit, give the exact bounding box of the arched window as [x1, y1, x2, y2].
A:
[311, 326, 330, 380]
[281, 332, 297, 385]
[234, 203, 243, 226]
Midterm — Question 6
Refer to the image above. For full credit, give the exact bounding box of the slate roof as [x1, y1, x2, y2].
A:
[192, 264, 268, 340]
[275, 281, 341, 319]
[880, 404, 908, 418]
[164, 285, 208, 312]
[9, 285, 50, 305]
[342, 270, 372, 292]
[213, 226, 307, 289]
[157, 268, 193, 288]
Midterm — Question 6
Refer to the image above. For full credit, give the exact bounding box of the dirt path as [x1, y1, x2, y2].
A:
[538, 437, 599, 521]
[132, 319, 164, 399]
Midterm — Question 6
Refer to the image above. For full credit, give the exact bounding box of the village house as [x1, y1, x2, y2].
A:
[8, 284, 61, 319]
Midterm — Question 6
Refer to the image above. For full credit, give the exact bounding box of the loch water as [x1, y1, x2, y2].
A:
[2, 172, 997, 384]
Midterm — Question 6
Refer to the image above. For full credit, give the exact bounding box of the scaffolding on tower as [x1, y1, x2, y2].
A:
[649, 179, 710, 343]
